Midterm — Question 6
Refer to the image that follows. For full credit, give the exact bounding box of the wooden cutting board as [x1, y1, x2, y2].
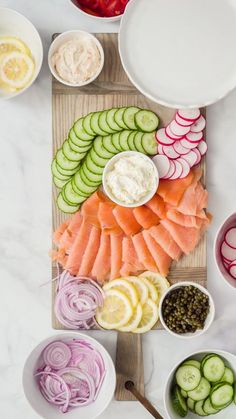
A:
[51, 33, 207, 401]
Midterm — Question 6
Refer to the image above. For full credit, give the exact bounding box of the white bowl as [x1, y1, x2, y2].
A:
[0, 7, 43, 99]
[102, 151, 159, 207]
[159, 282, 215, 339]
[70, 1, 123, 22]
[164, 349, 236, 419]
[48, 30, 104, 87]
[22, 332, 116, 419]
[214, 212, 236, 290]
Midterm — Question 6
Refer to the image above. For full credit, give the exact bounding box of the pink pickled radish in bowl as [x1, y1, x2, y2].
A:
[214, 212, 236, 289]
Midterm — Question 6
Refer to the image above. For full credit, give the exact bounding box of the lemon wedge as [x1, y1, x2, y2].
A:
[138, 276, 158, 302]
[103, 278, 138, 307]
[124, 276, 149, 305]
[0, 51, 34, 90]
[140, 271, 170, 299]
[118, 303, 143, 332]
[133, 298, 159, 334]
[96, 289, 133, 330]
[0, 36, 29, 55]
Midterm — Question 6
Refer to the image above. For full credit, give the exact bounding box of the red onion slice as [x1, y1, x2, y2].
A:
[43, 341, 72, 370]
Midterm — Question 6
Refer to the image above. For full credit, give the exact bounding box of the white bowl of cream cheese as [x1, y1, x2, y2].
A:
[48, 30, 104, 87]
[102, 151, 159, 207]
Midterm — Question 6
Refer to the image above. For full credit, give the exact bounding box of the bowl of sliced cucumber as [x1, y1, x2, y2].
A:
[164, 350, 236, 419]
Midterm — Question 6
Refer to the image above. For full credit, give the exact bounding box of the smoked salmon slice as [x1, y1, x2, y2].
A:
[65, 221, 93, 275]
[122, 236, 144, 270]
[146, 194, 166, 219]
[132, 233, 157, 272]
[91, 232, 111, 284]
[142, 230, 172, 276]
[59, 212, 82, 251]
[110, 234, 123, 280]
[113, 206, 142, 236]
[133, 206, 159, 229]
[78, 226, 101, 276]
[53, 220, 70, 245]
[166, 209, 203, 229]
[98, 202, 123, 235]
[161, 219, 202, 255]
[81, 191, 108, 228]
[157, 170, 195, 206]
[149, 224, 182, 261]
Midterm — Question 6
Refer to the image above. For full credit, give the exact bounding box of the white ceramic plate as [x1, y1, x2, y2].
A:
[119, 0, 236, 108]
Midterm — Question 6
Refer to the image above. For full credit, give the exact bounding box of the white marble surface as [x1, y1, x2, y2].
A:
[0, 1, 236, 418]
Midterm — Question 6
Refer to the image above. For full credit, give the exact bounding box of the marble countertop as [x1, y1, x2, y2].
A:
[1, 0, 236, 418]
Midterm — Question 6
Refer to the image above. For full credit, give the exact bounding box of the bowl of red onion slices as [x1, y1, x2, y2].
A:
[23, 333, 116, 419]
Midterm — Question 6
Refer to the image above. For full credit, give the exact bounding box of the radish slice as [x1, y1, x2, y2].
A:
[178, 109, 200, 121]
[221, 241, 236, 261]
[197, 140, 208, 156]
[181, 150, 198, 167]
[152, 155, 170, 178]
[225, 228, 236, 249]
[178, 158, 191, 178]
[158, 144, 164, 154]
[165, 125, 182, 140]
[170, 120, 191, 136]
[180, 138, 198, 150]
[175, 112, 193, 127]
[169, 160, 183, 180]
[173, 140, 190, 155]
[192, 148, 202, 165]
[186, 131, 203, 143]
[191, 115, 206, 133]
[163, 160, 176, 179]
[156, 128, 175, 145]
[229, 264, 236, 279]
[163, 145, 180, 159]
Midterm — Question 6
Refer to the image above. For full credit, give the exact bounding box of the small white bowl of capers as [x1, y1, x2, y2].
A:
[159, 282, 215, 339]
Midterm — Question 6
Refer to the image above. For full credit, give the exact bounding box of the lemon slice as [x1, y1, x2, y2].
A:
[140, 271, 170, 299]
[139, 276, 158, 302]
[133, 298, 159, 334]
[0, 51, 34, 89]
[96, 289, 133, 330]
[118, 303, 143, 332]
[123, 276, 149, 305]
[0, 36, 29, 55]
[103, 279, 138, 307]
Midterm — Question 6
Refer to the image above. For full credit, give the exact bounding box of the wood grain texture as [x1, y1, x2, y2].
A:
[51, 34, 207, 401]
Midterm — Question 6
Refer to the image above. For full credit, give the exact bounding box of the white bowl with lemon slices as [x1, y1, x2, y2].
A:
[0, 8, 43, 99]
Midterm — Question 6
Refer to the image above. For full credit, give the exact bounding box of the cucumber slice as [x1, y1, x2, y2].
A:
[203, 355, 225, 383]
[56, 162, 78, 177]
[83, 112, 96, 136]
[63, 140, 87, 162]
[176, 365, 201, 392]
[184, 360, 201, 370]
[51, 160, 71, 181]
[57, 192, 80, 214]
[86, 154, 104, 175]
[93, 136, 114, 158]
[221, 367, 234, 385]
[111, 133, 123, 151]
[134, 132, 146, 153]
[195, 400, 208, 416]
[56, 149, 80, 171]
[63, 181, 87, 205]
[203, 397, 219, 415]
[80, 167, 101, 187]
[53, 176, 68, 189]
[91, 112, 107, 136]
[123, 106, 140, 130]
[119, 130, 132, 151]
[73, 172, 97, 195]
[180, 389, 188, 398]
[106, 108, 121, 131]
[210, 383, 233, 408]
[172, 386, 188, 417]
[135, 109, 159, 132]
[71, 178, 89, 197]
[68, 136, 91, 153]
[201, 354, 216, 371]
[114, 107, 128, 129]
[141, 132, 158, 155]
[187, 398, 195, 412]
[69, 127, 92, 147]
[127, 131, 137, 151]
[90, 148, 110, 168]
[103, 135, 120, 154]
[82, 161, 103, 183]
[74, 118, 94, 141]
[188, 377, 211, 401]
[99, 110, 115, 134]
[234, 382, 236, 405]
